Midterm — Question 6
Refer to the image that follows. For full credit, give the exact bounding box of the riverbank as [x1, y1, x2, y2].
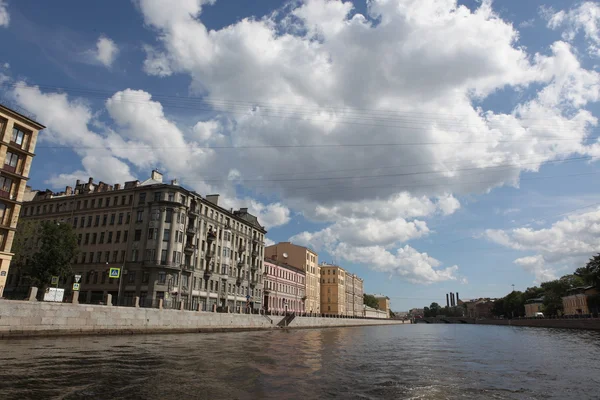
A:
[0, 300, 406, 338]
[476, 318, 600, 330]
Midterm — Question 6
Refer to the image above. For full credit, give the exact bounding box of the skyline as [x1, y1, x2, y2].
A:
[1, 0, 600, 310]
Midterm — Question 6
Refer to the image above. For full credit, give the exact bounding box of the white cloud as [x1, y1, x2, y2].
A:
[264, 237, 275, 247]
[85, 36, 119, 67]
[519, 18, 535, 29]
[545, 2, 600, 57]
[485, 207, 600, 282]
[0, 0, 9, 28]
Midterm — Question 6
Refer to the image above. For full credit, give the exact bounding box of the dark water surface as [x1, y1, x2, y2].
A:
[0, 324, 599, 399]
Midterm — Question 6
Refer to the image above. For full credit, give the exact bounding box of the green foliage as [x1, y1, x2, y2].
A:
[541, 274, 585, 316]
[363, 294, 379, 309]
[575, 254, 600, 287]
[24, 221, 78, 286]
[11, 219, 38, 269]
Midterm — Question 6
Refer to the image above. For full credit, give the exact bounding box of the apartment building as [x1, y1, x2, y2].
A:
[5, 170, 267, 311]
[374, 295, 391, 318]
[263, 259, 306, 314]
[344, 273, 364, 317]
[265, 242, 320, 314]
[0, 104, 44, 297]
[319, 262, 346, 315]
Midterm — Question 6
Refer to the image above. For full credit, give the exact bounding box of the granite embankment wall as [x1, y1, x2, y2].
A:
[476, 318, 600, 331]
[0, 300, 405, 338]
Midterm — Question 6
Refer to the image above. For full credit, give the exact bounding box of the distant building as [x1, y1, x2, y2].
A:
[344, 272, 364, 317]
[319, 262, 346, 315]
[363, 305, 387, 319]
[374, 294, 391, 318]
[562, 286, 598, 316]
[0, 104, 44, 298]
[463, 298, 495, 318]
[525, 298, 544, 317]
[263, 259, 305, 314]
[265, 242, 320, 314]
[409, 308, 424, 317]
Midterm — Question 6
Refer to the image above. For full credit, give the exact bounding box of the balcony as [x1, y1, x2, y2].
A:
[2, 163, 17, 175]
[252, 237, 258, 244]
[182, 264, 195, 271]
[250, 264, 258, 272]
[203, 269, 213, 279]
[238, 245, 246, 253]
[143, 261, 181, 271]
[237, 260, 244, 268]
[184, 244, 196, 254]
[236, 277, 242, 286]
[186, 225, 196, 235]
[205, 250, 214, 259]
[207, 229, 217, 242]
[251, 250, 259, 258]
[249, 281, 256, 288]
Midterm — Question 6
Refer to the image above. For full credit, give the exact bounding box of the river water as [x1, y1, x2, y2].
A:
[0, 324, 598, 399]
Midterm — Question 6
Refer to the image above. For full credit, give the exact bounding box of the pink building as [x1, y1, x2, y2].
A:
[263, 259, 306, 314]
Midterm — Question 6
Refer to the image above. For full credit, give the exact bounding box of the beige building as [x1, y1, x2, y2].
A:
[0, 105, 44, 297]
[344, 273, 364, 316]
[374, 295, 391, 318]
[524, 298, 544, 317]
[264, 242, 320, 314]
[562, 286, 598, 316]
[319, 262, 346, 315]
[5, 170, 266, 311]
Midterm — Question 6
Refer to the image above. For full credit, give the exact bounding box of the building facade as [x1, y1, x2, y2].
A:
[375, 295, 391, 318]
[524, 298, 544, 317]
[562, 286, 598, 316]
[5, 170, 267, 311]
[319, 262, 346, 315]
[363, 305, 388, 319]
[0, 105, 44, 297]
[344, 273, 364, 316]
[263, 259, 305, 314]
[264, 242, 320, 314]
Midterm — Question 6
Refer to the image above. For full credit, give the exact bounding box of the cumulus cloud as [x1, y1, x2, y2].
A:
[85, 36, 119, 67]
[485, 208, 600, 282]
[0, 0, 9, 28]
[545, 2, 600, 57]
[13, 0, 600, 284]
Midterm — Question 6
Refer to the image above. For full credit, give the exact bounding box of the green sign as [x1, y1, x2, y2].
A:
[72, 283, 80, 291]
[50, 276, 59, 285]
[109, 267, 121, 279]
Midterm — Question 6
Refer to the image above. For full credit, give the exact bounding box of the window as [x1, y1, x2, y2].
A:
[158, 272, 166, 284]
[77, 234, 82, 245]
[11, 127, 25, 145]
[99, 232, 105, 244]
[4, 151, 19, 172]
[128, 271, 136, 283]
[112, 251, 118, 262]
[136, 210, 143, 222]
[121, 195, 126, 206]
[148, 228, 156, 240]
[105, 251, 110, 262]
[73, 217, 78, 228]
[95, 252, 101, 263]
[163, 229, 170, 242]
[117, 213, 123, 224]
[79, 217, 85, 228]
[139, 193, 146, 204]
[131, 249, 138, 262]
[84, 200, 88, 209]
[161, 249, 168, 263]
[168, 192, 175, 202]
[94, 215, 100, 227]
[107, 231, 113, 243]
[151, 210, 159, 221]
[134, 229, 141, 241]
[114, 196, 118, 206]
[110, 214, 115, 225]
[98, 198, 103, 207]
[91, 233, 97, 244]
[154, 192, 162, 202]
[123, 230, 128, 242]
[142, 271, 149, 283]
[86, 216, 92, 227]
[116, 231, 121, 243]
[125, 212, 130, 224]
[102, 214, 107, 226]
[84, 233, 89, 245]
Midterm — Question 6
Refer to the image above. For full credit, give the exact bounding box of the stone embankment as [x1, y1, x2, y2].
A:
[0, 300, 407, 338]
[476, 318, 600, 331]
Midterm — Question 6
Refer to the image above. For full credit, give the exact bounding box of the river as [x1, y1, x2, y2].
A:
[0, 324, 598, 399]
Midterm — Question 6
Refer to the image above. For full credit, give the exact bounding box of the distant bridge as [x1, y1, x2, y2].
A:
[414, 317, 476, 324]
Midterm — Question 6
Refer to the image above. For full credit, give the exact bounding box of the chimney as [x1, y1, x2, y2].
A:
[206, 194, 219, 205]
[114, 183, 121, 190]
[170, 179, 178, 186]
[88, 177, 93, 184]
[450, 293, 455, 307]
[456, 292, 460, 304]
[446, 293, 449, 308]
[65, 186, 72, 196]
[151, 169, 163, 183]
[76, 179, 81, 186]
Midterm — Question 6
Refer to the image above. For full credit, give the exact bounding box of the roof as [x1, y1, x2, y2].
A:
[266, 241, 317, 255]
[264, 258, 306, 275]
[0, 103, 46, 130]
[525, 297, 544, 304]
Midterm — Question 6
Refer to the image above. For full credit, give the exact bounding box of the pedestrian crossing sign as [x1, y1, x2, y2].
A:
[109, 267, 121, 279]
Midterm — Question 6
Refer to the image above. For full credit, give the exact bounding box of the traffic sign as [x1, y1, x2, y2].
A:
[74, 274, 81, 283]
[51, 276, 59, 285]
[109, 267, 121, 278]
[72, 283, 80, 291]
[246, 295, 250, 300]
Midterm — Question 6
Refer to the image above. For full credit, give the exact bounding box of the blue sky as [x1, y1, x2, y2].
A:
[1, 0, 600, 311]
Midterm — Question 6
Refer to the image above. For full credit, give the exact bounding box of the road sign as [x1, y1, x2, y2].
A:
[50, 276, 59, 285]
[72, 283, 80, 291]
[109, 267, 121, 279]
[74, 274, 81, 283]
[246, 295, 250, 300]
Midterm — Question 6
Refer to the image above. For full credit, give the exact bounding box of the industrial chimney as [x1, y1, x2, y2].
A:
[446, 293, 450, 308]
[456, 292, 460, 304]
[451, 293, 455, 307]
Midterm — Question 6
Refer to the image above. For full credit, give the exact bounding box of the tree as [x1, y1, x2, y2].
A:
[540, 275, 583, 316]
[363, 294, 379, 309]
[575, 254, 600, 287]
[24, 221, 78, 288]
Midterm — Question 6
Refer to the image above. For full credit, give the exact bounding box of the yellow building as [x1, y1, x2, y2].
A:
[562, 286, 598, 316]
[0, 104, 44, 297]
[265, 242, 320, 314]
[524, 298, 544, 317]
[319, 262, 346, 315]
[375, 295, 391, 318]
